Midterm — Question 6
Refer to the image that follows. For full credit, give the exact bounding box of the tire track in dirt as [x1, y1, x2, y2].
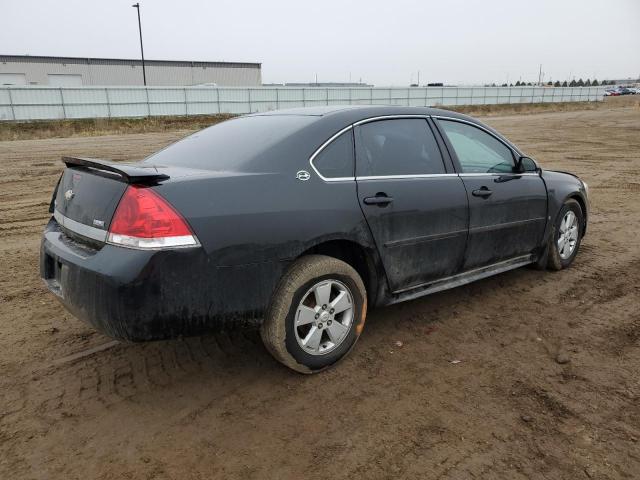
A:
[0, 330, 273, 434]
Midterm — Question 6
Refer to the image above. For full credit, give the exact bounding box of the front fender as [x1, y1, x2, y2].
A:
[541, 169, 589, 238]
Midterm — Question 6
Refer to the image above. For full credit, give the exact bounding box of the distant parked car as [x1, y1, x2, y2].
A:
[41, 106, 589, 373]
[617, 87, 635, 95]
[604, 88, 620, 96]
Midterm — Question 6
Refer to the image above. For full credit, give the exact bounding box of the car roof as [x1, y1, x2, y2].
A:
[247, 105, 521, 162]
[250, 104, 471, 123]
[251, 105, 363, 116]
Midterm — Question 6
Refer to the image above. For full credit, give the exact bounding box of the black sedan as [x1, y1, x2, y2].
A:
[41, 106, 589, 373]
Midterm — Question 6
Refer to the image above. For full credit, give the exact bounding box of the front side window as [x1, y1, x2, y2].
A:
[312, 129, 355, 178]
[356, 119, 446, 177]
[438, 120, 514, 174]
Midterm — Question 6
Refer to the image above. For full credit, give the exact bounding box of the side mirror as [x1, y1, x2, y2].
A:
[515, 156, 539, 173]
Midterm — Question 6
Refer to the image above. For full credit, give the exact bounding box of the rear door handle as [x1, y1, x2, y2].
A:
[472, 187, 493, 198]
[363, 194, 394, 206]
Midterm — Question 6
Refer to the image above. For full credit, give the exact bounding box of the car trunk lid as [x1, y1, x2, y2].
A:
[53, 157, 171, 244]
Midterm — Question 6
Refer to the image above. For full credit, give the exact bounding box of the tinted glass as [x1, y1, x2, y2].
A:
[356, 119, 446, 176]
[144, 115, 316, 171]
[313, 129, 354, 178]
[439, 120, 514, 173]
[520, 157, 538, 172]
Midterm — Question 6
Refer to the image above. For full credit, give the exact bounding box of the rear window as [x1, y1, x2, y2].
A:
[144, 115, 316, 171]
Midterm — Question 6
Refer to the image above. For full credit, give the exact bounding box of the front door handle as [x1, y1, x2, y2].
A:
[363, 194, 394, 206]
[472, 187, 493, 198]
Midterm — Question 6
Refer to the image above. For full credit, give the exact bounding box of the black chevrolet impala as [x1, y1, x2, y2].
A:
[41, 106, 588, 373]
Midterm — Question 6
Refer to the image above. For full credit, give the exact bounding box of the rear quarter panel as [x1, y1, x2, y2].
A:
[154, 171, 379, 318]
[156, 173, 373, 265]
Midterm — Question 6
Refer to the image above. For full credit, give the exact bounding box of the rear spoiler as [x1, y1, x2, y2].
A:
[62, 157, 169, 184]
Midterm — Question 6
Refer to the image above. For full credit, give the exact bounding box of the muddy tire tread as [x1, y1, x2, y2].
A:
[260, 254, 367, 374]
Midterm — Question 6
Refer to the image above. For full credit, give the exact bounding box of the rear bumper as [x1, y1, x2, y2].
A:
[40, 218, 280, 341]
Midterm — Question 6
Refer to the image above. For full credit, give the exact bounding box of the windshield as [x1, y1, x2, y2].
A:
[144, 115, 316, 171]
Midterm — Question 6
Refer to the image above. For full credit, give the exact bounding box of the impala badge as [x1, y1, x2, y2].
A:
[64, 189, 75, 200]
[296, 170, 311, 181]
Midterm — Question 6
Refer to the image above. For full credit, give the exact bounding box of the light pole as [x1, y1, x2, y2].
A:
[132, 3, 147, 86]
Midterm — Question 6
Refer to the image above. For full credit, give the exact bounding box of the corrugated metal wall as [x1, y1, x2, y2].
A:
[0, 56, 262, 87]
[0, 86, 605, 121]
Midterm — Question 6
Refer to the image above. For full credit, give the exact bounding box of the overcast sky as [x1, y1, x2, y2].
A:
[2, 0, 639, 86]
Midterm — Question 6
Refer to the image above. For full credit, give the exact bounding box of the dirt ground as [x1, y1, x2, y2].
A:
[1, 98, 639, 479]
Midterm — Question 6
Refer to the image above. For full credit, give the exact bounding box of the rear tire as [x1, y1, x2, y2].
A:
[261, 255, 367, 374]
[547, 199, 583, 271]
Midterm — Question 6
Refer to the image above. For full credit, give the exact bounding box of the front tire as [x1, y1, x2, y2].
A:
[261, 255, 367, 374]
[547, 199, 583, 270]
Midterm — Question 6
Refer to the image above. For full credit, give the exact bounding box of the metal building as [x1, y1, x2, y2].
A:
[0, 55, 262, 87]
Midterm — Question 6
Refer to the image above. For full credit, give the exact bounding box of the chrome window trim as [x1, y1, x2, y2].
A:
[353, 115, 450, 180]
[309, 115, 435, 183]
[357, 173, 459, 180]
[308, 114, 534, 183]
[54, 209, 108, 242]
[356, 172, 538, 180]
[309, 175, 355, 182]
[458, 172, 540, 177]
[308, 125, 356, 182]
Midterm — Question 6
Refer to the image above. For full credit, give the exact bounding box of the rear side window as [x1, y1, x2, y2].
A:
[312, 129, 355, 178]
[438, 120, 514, 174]
[355, 119, 446, 177]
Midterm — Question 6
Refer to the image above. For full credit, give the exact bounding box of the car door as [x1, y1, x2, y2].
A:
[354, 117, 469, 293]
[434, 117, 548, 270]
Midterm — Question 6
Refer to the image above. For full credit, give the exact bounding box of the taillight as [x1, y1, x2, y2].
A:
[107, 185, 198, 249]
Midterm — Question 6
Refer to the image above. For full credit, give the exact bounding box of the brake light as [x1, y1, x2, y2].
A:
[107, 185, 198, 249]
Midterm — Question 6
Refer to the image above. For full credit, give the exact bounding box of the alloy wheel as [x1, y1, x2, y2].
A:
[294, 279, 354, 355]
[558, 210, 579, 260]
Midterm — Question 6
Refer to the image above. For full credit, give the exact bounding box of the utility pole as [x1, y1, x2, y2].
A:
[538, 64, 543, 86]
[132, 3, 147, 86]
